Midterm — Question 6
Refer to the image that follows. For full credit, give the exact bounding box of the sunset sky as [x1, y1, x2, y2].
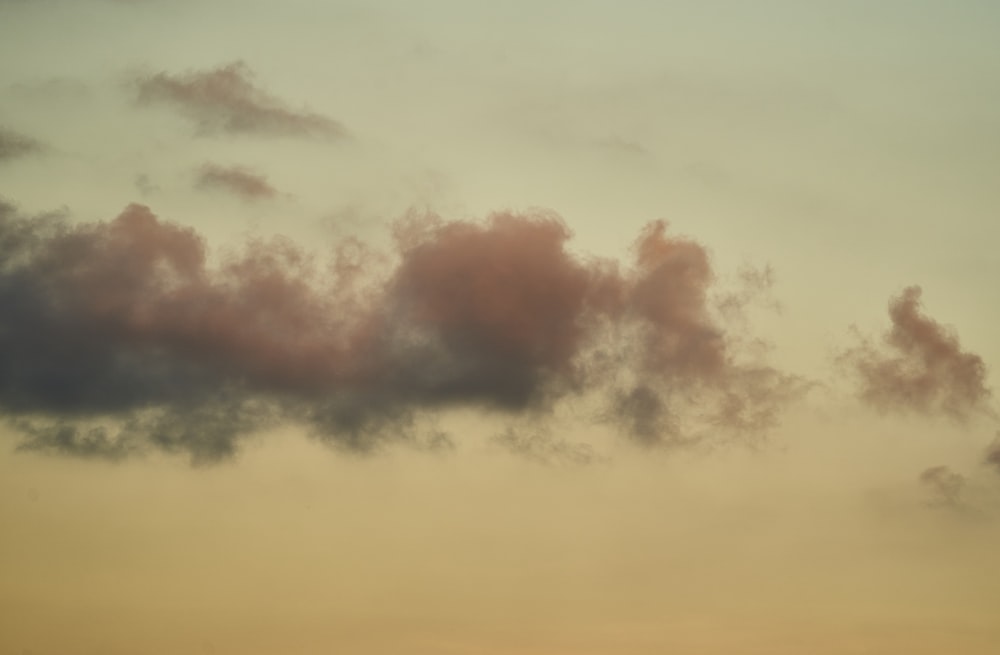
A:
[2, 1, 1000, 654]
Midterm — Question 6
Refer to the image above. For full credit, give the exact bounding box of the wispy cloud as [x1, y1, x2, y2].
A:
[492, 427, 603, 466]
[133, 61, 347, 138]
[196, 164, 279, 201]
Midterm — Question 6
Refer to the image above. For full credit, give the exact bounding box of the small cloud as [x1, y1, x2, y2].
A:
[196, 164, 279, 201]
[134, 173, 159, 197]
[919, 465, 966, 507]
[133, 61, 347, 138]
[841, 286, 992, 421]
[0, 127, 44, 162]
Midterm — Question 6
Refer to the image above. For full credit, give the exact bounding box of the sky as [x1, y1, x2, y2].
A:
[1, 1, 1000, 653]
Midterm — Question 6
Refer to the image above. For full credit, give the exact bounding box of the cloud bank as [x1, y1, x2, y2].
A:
[0, 200, 802, 463]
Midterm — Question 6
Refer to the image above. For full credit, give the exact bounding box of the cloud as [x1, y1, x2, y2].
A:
[919, 465, 966, 507]
[600, 223, 804, 446]
[14, 421, 138, 461]
[0, 127, 44, 162]
[134, 173, 158, 196]
[133, 61, 347, 138]
[196, 164, 279, 201]
[841, 286, 992, 420]
[0, 201, 798, 463]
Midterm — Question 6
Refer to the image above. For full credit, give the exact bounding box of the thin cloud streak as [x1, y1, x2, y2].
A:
[492, 427, 604, 466]
[196, 164, 279, 200]
[133, 61, 347, 138]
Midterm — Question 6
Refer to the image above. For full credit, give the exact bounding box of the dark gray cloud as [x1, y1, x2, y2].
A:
[18, 395, 288, 465]
[0, 200, 798, 463]
[133, 61, 347, 138]
[842, 286, 992, 421]
[14, 421, 139, 461]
